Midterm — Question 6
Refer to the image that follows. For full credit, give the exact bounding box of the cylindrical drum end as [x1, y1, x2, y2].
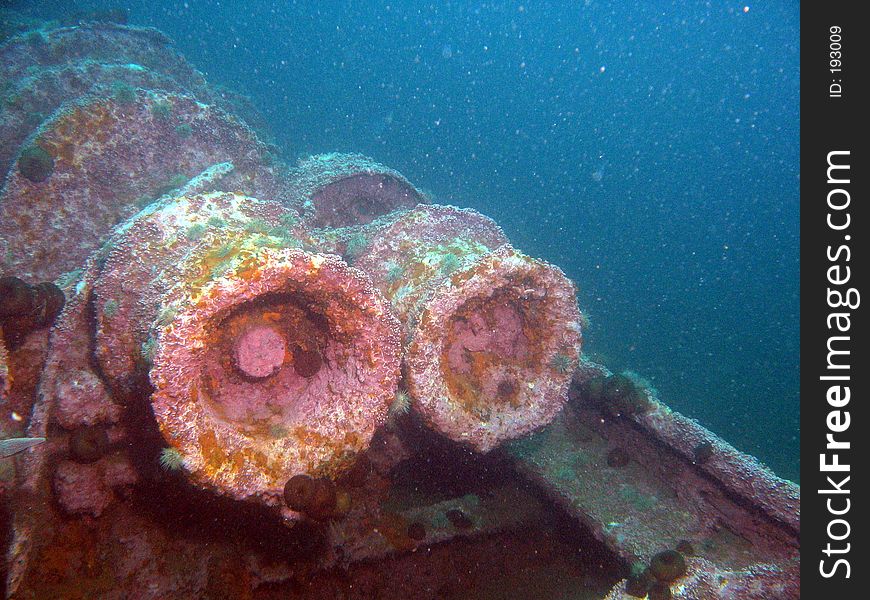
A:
[148, 248, 402, 509]
[407, 245, 583, 452]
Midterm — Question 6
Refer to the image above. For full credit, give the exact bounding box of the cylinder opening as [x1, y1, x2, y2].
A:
[200, 291, 333, 432]
[442, 282, 554, 420]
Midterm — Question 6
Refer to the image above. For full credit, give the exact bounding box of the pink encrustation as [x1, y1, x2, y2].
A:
[27, 188, 403, 521]
[232, 325, 288, 379]
[0, 62, 183, 177]
[0, 16, 801, 599]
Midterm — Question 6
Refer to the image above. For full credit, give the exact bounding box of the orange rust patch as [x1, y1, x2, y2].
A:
[233, 255, 264, 282]
[250, 449, 269, 470]
[449, 263, 481, 287]
[291, 426, 360, 479]
[293, 426, 330, 450]
[227, 450, 246, 472]
[342, 430, 363, 450]
[238, 446, 283, 484]
[188, 383, 199, 405]
[199, 429, 227, 471]
[44, 103, 118, 166]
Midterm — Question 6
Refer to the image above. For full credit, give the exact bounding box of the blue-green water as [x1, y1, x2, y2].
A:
[13, 0, 800, 482]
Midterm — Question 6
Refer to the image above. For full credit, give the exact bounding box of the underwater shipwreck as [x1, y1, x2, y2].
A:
[0, 16, 799, 600]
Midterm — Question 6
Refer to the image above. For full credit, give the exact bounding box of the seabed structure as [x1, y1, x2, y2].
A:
[0, 14, 798, 600]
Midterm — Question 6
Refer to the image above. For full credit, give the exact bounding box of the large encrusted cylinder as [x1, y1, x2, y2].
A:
[148, 247, 402, 512]
[0, 89, 289, 282]
[355, 205, 583, 452]
[88, 191, 401, 513]
[91, 188, 295, 402]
